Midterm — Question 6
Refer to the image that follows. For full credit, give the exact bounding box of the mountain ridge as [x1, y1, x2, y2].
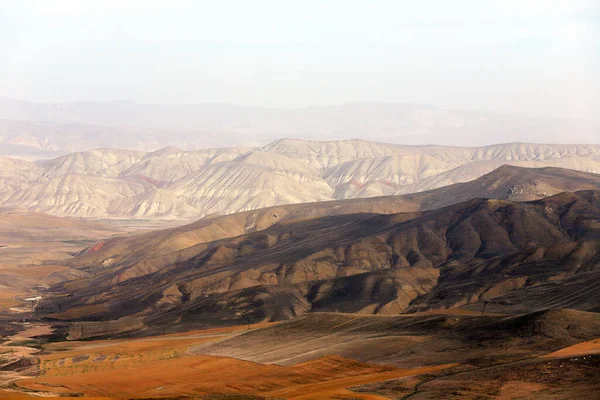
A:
[37, 189, 600, 338]
[2, 139, 600, 219]
[1, 98, 599, 156]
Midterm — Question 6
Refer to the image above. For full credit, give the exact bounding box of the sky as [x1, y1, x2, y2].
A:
[1, 0, 599, 120]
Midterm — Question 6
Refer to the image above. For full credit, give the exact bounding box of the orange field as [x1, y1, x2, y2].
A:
[542, 338, 600, 358]
[0, 393, 112, 400]
[4, 320, 599, 399]
[0, 288, 21, 311]
[13, 331, 456, 400]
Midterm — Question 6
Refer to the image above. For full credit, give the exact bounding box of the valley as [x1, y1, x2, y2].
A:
[3, 3, 599, 397]
[0, 211, 184, 394]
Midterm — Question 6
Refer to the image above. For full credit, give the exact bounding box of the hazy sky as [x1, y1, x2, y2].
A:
[1, 0, 599, 120]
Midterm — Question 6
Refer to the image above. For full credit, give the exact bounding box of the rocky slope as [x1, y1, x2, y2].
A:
[2, 140, 600, 219]
[0, 156, 44, 195]
[36, 189, 600, 337]
[65, 165, 600, 274]
[38, 148, 147, 179]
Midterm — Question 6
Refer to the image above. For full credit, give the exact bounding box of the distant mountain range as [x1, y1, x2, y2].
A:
[1, 139, 600, 219]
[1, 97, 599, 157]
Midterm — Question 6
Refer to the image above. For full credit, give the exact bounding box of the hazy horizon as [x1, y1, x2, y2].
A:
[2, 0, 599, 122]
[3, 95, 600, 124]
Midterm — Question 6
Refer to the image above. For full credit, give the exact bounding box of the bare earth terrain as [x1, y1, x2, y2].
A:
[0, 211, 178, 394]
[2, 312, 599, 399]
[3, 139, 600, 220]
[1, 164, 599, 399]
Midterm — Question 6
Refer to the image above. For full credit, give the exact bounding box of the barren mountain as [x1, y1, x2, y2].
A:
[36, 188, 600, 338]
[1, 98, 599, 155]
[66, 165, 600, 273]
[39, 148, 147, 179]
[1, 174, 151, 218]
[0, 118, 164, 157]
[119, 146, 251, 185]
[398, 157, 600, 194]
[404, 164, 600, 208]
[168, 151, 333, 216]
[264, 139, 600, 168]
[324, 154, 454, 199]
[0, 156, 44, 195]
[2, 140, 600, 219]
[109, 188, 201, 219]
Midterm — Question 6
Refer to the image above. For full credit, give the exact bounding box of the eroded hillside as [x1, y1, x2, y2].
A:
[36, 189, 600, 339]
[2, 140, 600, 219]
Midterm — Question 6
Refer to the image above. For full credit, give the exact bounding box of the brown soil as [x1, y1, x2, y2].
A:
[15, 331, 456, 399]
[542, 338, 600, 358]
[7, 310, 599, 399]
